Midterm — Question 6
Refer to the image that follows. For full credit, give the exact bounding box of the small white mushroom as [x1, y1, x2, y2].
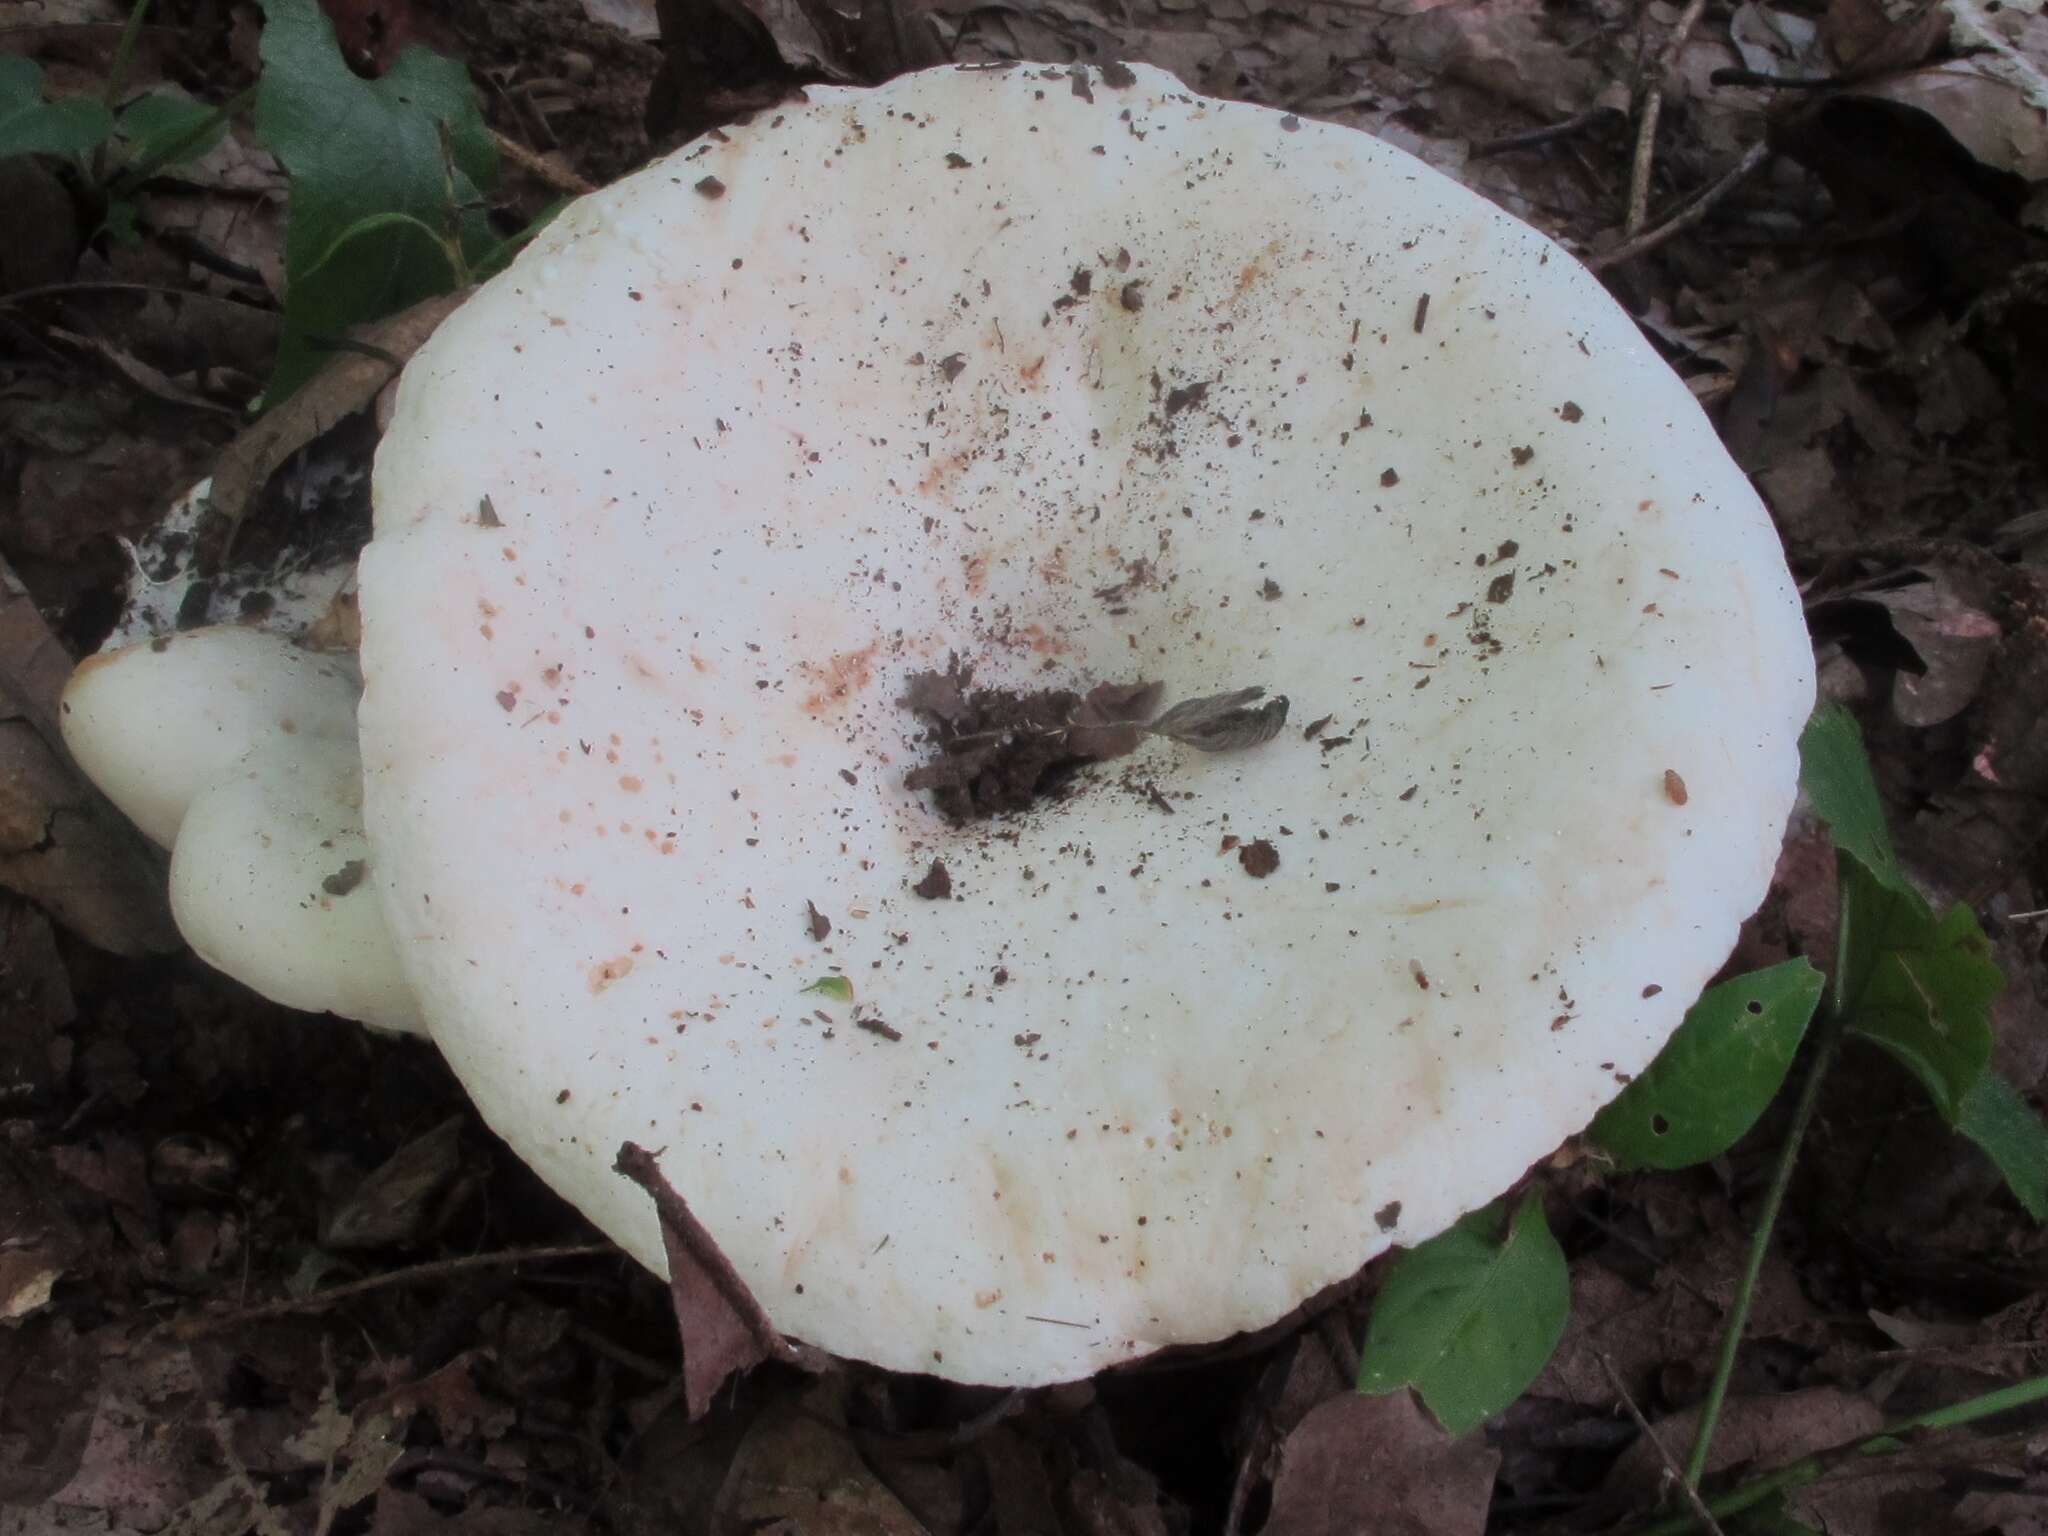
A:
[61, 627, 424, 1035]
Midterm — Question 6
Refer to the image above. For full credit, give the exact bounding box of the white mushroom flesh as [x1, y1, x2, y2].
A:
[62, 627, 425, 1035]
[361, 63, 1815, 1384]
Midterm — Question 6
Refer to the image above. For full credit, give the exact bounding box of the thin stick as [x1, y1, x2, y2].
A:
[492, 128, 596, 197]
[171, 1242, 615, 1336]
[1473, 105, 1616, 158]
[1592, 142, 1769, 271]
[1599, 1355, 1727, 1536]
[1628, 1372, 2048, 1536]
[1678, 853, 1857, 1491]
[1625, 0, 1713, 235]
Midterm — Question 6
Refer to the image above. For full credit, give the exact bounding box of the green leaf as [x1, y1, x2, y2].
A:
[116, 91, 227, 167]
[802, 977, 854, 1002]
[1956, 1070, 2048, 1221]
[0, 57, 114, 160]
[253, 0, 495, 403]
[1839, 861, 2000, 1122]
[1356, 1192, 1568, 1436]
[1590, 960, 1824, 1170]
[1798, 705, 1909, 896]
[297, 209, 461, 291]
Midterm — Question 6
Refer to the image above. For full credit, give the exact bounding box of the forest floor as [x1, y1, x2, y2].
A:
[3, 0, 2047, 1531]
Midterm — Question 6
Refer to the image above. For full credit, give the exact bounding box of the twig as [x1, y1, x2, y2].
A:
[491, 128, 596, 197]
[1591, 142, 1770, 271]
[170, 1242, 616, 1336]
[0, 279, 253, 309]
[1708, 66, 1845, 89]
[1627, 1372, 2048, 1536]
[1473, 105, 1618, 158]
[1625, 0, 1713, 235]
[1598, 1355, 1727, 1536]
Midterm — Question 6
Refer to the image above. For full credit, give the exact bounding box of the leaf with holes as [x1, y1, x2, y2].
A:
[1589, 959, 1823, 1169]
[1356, 1192, 1567, 1437]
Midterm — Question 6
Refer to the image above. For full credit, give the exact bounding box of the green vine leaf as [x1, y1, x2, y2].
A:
[1356, 1192, 1568, 1437]
[0, 57, 114, 160]
[115, 91, 228, 168]
[253, 0, 495, 404]
[1590, 959, 1823, 1170]
[1798, 704, 1909, 896]
[1956, 1070, 2048, 1221]
[1837, 860, 2000, 1123]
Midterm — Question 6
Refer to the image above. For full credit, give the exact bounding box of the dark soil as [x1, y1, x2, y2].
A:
[901, 662, 1170, 822]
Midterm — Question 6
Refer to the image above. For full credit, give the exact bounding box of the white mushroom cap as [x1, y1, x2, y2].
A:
[362, 62, 1813, 1384]
[62, 627, 425, 1035]
[170, 733, 424, 1034]
[62, 626, 361, 847]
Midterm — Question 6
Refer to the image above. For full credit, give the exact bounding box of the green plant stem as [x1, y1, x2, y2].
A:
[1679, 854, 1862, 1493]
[91, 0, 152, 186]
[1631, 1372, 2048, 1536]
[102, 0, 153, 110]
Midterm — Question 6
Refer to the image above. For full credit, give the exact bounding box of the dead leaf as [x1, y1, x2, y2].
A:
[581, 0, 661, 38]
[1820, 0, 1947, 76]
[207, 290, 468, 541]
[900, 659, 971, 722]
[0, 556, 179, 955]
[980, 1426, 1064, 1536]
[0, 896, 76, 1110]
[46, 326, 238, 417]
[714, 1400, 928, 1535]
[0, 1143, 83, 1327]
[1846, 53, 2048, 181]
[48, 1344, 211, 1529]
[1731, 2, 1826, 80]
[1066, 678, 1164, 759]
[1597, 1387, 1914, 1531]
[1873, 576, 2002, 727]
[371, 1351, 513, 1442]
[1261, 1391, 1500, 1536]
[0, 1317, 99, 1506]
[615, 1141, 820, 1419]
[320, 1115, 470, 1249]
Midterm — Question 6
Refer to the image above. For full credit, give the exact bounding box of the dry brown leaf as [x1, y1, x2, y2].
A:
[1847, 51, 2048, 180]
[45, 327, 238, 417]
[319, 1115, 471, 1250]
[0, 1312, 99, 1506]
[1873, 575, 2002, 727]
[616, 1141, 820, 1419]
[0, 558, 179, 956]
[207, 289, 469, 537]
[714, 1401, 928, 1536]
[1262, 1390, 1500, 1536]
[1821, 0, 1948, 76]
[1597, 1387, 1923, 1531]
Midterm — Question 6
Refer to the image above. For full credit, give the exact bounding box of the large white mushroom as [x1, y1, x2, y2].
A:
[65, 62, 1812, 1388]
